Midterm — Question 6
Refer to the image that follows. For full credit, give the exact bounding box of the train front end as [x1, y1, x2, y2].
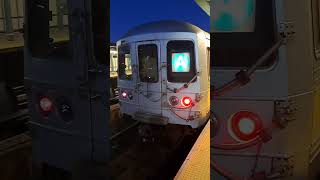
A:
[117, 21, 210, 129]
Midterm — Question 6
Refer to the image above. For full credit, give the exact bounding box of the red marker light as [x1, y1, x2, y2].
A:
[230, 111, 263, 142]
[39, 97, 53, 113]
[121, 91, 128, 98]
[181, 97, 192, 107]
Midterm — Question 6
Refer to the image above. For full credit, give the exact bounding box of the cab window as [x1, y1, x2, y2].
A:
[110, 45, 118, 77]
[91, 0, 108, 64]
[212, 0, 277, 68]
[167, 41, 196, 83]
[27, 0, 71, 59]
[138, 44, 158, 83]
[118, 45, 132, 80]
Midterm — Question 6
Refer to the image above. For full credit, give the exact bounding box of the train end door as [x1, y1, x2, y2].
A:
[25, 0, 109, 175]
[134, 41, 164, 124]
[117, 42, 139, 116]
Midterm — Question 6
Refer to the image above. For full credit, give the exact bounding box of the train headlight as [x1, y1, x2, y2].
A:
[229, 111, 263, 142]
[39, 96, 53, 113]
[169, 96, 179, 106]
[181, 96, 193, 107]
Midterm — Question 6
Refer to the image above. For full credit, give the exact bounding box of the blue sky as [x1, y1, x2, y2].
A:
[110, 0, 209, 42]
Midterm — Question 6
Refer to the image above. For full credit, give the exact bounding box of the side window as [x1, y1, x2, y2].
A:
[312, 0, 320, 59]
[167, 41, 196, 83]
[49, 0, 70, 44]
[48, 0, 71, 59]
[138, 44, 158, 83]
[110, 45, 118, 77]
[118, 45, 132, 80]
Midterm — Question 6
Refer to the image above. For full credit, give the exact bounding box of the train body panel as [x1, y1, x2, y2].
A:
[211, 0, 320, 179]
[212, 93, 313, 179]
[117, 21, 210, 128]
[24, 0, 109, 172]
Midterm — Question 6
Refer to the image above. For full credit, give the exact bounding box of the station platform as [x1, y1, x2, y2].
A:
[0, 33, 24, 52]
[174, 120, 210, 180]
[0, 28, 69, 52]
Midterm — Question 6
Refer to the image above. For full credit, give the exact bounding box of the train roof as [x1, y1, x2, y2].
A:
[121, 20, 206, 39]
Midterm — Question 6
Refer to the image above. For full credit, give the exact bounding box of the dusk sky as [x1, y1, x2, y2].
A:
[110, 0, 210, 42]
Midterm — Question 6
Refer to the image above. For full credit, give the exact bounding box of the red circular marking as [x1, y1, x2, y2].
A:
[231, 111, 263, 141]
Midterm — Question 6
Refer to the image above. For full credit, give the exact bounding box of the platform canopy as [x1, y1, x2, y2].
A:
[194, 0, 210, 16]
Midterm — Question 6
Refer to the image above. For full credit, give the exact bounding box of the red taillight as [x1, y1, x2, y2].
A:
[169, 96, 179, 106]
[121, 90, 133, 100]
[121, 91, 128, 98]
[39, 97, 53, 113]
[229, 111, 263, 142]
[181, 96, 192, 107]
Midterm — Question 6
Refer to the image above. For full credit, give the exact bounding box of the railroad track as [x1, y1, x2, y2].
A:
[109, 109, 201, 180]
[0, 103, 201, 180]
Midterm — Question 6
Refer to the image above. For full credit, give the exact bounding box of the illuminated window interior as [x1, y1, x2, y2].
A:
[124, 54, 132, 75]
[110, 46, 118, 78]
[118, 45, 132, 80]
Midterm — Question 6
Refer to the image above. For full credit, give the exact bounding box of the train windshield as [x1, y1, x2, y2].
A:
[212, 0, 277, 68]
[167, 41, 196, 83]
[213, 0, 256, 32]
[138, 44, 158, 83]
[27, 0, 71, 59]
[118, 45, 132, 80]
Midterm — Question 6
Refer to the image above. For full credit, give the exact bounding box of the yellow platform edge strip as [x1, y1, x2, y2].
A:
[174, 120, 210, 180]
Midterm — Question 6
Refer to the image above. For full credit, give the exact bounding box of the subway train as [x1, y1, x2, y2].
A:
[211, 0, 320, 179]
[116, 20, 210, 129]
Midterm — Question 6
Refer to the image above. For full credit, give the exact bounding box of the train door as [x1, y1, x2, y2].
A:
[136, 41, 162, 115]
[25, 0, 108, 172]
[118, 42, 139, 114]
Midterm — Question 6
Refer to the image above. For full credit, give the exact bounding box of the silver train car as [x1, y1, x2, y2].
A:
[116, 20, 210, 128]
